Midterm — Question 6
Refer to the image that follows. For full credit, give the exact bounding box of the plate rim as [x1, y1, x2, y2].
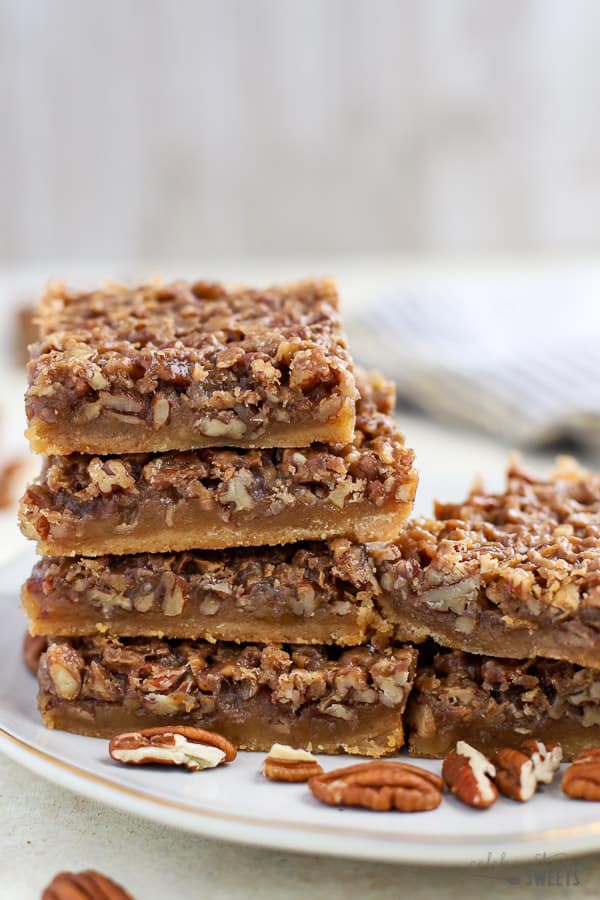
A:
[3, 724, 600, 866]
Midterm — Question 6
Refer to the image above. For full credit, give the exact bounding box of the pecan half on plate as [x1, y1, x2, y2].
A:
[562, 748, 600, 800]
[442, 741, 498, 809]
[309, 761, 442, 812]
[493, 739, 563, 802]
[109, 725, 237, 771]
[493, 748, 538, 802]
[263, 743, 323, 782]
[519, 738, 562, 785]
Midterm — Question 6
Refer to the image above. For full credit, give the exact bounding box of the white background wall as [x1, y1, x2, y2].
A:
[2, 0, 600, 262]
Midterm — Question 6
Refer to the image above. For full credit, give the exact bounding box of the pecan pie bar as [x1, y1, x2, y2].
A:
[23, 541, 382, 645]
[38, 638, 417, 756]
[20, 374, 417, 556]
[374, 457, 600, 669]
[26, 278, 357, 455]
[407, 647, 600, 761]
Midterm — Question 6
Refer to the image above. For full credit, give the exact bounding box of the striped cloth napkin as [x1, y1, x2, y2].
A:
[348, 280, 600, 447]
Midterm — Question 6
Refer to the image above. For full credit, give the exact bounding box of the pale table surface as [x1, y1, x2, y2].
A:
[3, 260, 600, 898]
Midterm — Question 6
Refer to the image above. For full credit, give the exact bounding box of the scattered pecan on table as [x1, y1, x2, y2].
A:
[41, 869, 133, 899]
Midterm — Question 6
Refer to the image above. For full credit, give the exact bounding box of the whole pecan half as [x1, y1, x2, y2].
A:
[442, 741, 498, 809]
[562, 748, 600, 800]
[42, 869, 132, 899]
[309, 761, 442, 812]
[109, 725, 237, 771]
[263, 743, 323, 783]
[23, 632, 46, 675]
[493, 748, 537, 802]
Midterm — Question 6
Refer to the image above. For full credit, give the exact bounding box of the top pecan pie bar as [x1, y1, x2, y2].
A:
[25, 278, 357, 455]
[375, 456, 600, 669]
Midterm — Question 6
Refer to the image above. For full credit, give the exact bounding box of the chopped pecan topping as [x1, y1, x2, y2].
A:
[151, 396, 170, 428]
[44, 642, 84, 700]
[87, 458, 135, 495]
[39, 637, 417, 721]
[373, 455, 600, 634]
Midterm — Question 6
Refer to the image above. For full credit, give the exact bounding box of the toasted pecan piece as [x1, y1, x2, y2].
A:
[519, 738, 562, 785]
[109, 725, 237, 771]
[42, 869, 132, 899]
[309, 761, 442, 812]
[442, 741, 498, 809]
[23, 632, 46, 675]
[562, 748, 600, 800]
[493, 747, 538, 802]
[263, 743, 323, 783]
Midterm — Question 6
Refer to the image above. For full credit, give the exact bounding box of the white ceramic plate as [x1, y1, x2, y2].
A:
[3, 588, 600, 866]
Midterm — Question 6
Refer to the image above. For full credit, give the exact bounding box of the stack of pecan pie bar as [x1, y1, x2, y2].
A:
[20, 277, 600, 764]
[19, 277, 420, 756]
